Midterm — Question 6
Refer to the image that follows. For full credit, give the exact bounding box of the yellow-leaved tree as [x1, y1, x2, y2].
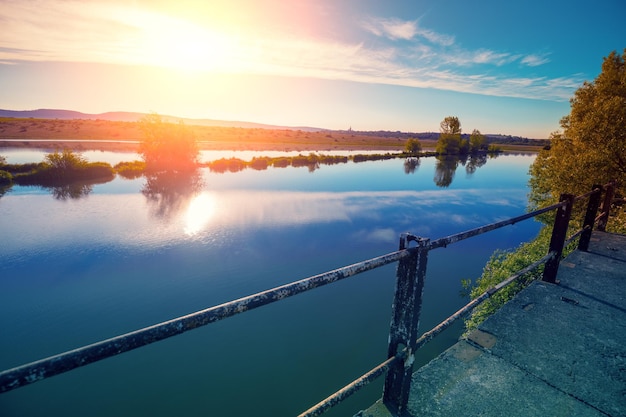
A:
[529, 49, 626, 231]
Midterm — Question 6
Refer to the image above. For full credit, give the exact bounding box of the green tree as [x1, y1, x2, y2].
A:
[139, 114, 199, 172]
[529, 49, 626, 231]
[469, 129, 486, 153]
[436, 116, 462, 154]
[404, 137, 422, 155]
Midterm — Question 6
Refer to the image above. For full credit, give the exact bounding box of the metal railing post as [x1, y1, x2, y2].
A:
[383, 233, 430, 416]
[578, 185, 603, 251]
[542, 193, 574, 283]
[597, 180, 616, 232]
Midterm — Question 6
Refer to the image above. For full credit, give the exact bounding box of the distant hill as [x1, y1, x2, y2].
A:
[0, 109, 323, 132]
[0, 109, 548, 144]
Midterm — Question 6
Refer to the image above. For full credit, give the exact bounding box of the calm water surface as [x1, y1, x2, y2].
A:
[0, 151, 540, 416]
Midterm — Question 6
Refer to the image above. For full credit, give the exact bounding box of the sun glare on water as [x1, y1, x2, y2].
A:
[184, 193, 217, 236]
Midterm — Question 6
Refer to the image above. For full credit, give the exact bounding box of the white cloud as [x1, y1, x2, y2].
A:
[381, 19, 419, 41]
[521, 53, 551, 67]
[362, 17, 454, 46]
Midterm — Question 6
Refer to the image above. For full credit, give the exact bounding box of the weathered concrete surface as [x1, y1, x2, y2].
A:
[359, 231, 626, 417]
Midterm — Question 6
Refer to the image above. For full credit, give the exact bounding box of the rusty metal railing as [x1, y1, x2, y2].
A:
[0, 181, 618, 416]
[301, 180, 617, 416]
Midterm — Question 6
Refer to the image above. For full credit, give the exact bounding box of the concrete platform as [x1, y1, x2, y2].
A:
[359, 231, 626, 417]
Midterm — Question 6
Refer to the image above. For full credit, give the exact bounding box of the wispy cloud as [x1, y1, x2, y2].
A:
[0, 2, 577, 102]
[521, 53, 551, 67]
[362, 17, 455, 46]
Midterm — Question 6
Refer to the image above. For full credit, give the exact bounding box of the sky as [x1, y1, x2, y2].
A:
[0, 0, 624, 138]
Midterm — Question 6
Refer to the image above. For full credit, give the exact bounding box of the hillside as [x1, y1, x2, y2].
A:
[0, 109, 548, 151]
[0, 109, 322, 131]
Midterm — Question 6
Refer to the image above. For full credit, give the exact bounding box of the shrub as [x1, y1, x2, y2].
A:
[249, 157, 270, 170]
[404, 138, 422, 155]
[115, 160, 146, 179]
[463, 226, 578, 332]
[45, 149, 88, 170]
[0, 170, 12, 185]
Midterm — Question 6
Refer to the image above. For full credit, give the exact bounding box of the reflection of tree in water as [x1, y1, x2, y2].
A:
[434, 156, 459, 187]
[463, 154, 488, 176]
[0, 181, 11, 198]
[433, 153, 495, 187]
[44, 176, 113, 200]
[404, 157, 421, 174]
[142, 169, 203, 219]
[49, 182, 93, 200]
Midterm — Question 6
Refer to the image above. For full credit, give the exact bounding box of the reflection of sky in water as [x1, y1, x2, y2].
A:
[2, 155, 536, 257]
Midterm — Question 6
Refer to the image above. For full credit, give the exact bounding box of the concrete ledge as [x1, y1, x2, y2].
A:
[360, 231, 626, 417]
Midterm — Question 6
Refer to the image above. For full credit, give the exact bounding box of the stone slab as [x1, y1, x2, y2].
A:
[478, 280, 626, 416]
[406, 340, 605, 417]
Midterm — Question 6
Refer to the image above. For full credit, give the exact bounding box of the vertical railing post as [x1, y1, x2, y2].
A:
[383, 233, 430, 416]
[542, 193, 574, 283]
[597, 180, 615, 232]
[578, 184, 603, 251]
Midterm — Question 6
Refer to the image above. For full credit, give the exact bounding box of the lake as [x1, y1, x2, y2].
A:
[0, 149, 541, 416]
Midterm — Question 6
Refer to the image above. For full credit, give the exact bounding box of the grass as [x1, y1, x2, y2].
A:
[0, 117, 546, 152]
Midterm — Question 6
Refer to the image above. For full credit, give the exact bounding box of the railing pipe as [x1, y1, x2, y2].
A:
[542, 194, 574, 283]
[565, 226, 587, 247]
[573, 187, 600, 202]
[429, 202, 563, 250]
[0, 249, 410, 394]
[298, 354, 405, 417]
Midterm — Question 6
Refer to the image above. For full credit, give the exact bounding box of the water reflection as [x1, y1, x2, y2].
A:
[462, 154, 489, 176]
[142, 169, 204, 219]
[184, 193, 216, 236]
[403, 157, 420, 174]
[431, 154, 497, 187]
[0, 183, 10, 198]
[42, 176, 114, 200]
[434, 156, 459, 187]
[49, 182, 94, 200]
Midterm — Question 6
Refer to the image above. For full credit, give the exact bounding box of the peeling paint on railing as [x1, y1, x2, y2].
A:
[0, 250, 409, 393]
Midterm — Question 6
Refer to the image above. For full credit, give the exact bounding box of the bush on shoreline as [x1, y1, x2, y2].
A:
[114, 160, 146, 179]
[2, 150, 115, 189]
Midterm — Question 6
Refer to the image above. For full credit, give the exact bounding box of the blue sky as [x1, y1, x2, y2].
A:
[0, 0, 624, 138]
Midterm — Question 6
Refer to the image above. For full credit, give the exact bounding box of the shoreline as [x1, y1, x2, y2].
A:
[0, 139, 407, 153]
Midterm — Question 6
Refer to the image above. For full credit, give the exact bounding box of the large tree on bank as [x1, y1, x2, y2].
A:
[436, 116, 463, 154]
[465, 50, 626, 331]
[529, 49, 626, 231]
[139, 113, 199, 173]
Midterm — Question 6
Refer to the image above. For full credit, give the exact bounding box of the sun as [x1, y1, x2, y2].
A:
[126, 10, 238, 72]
